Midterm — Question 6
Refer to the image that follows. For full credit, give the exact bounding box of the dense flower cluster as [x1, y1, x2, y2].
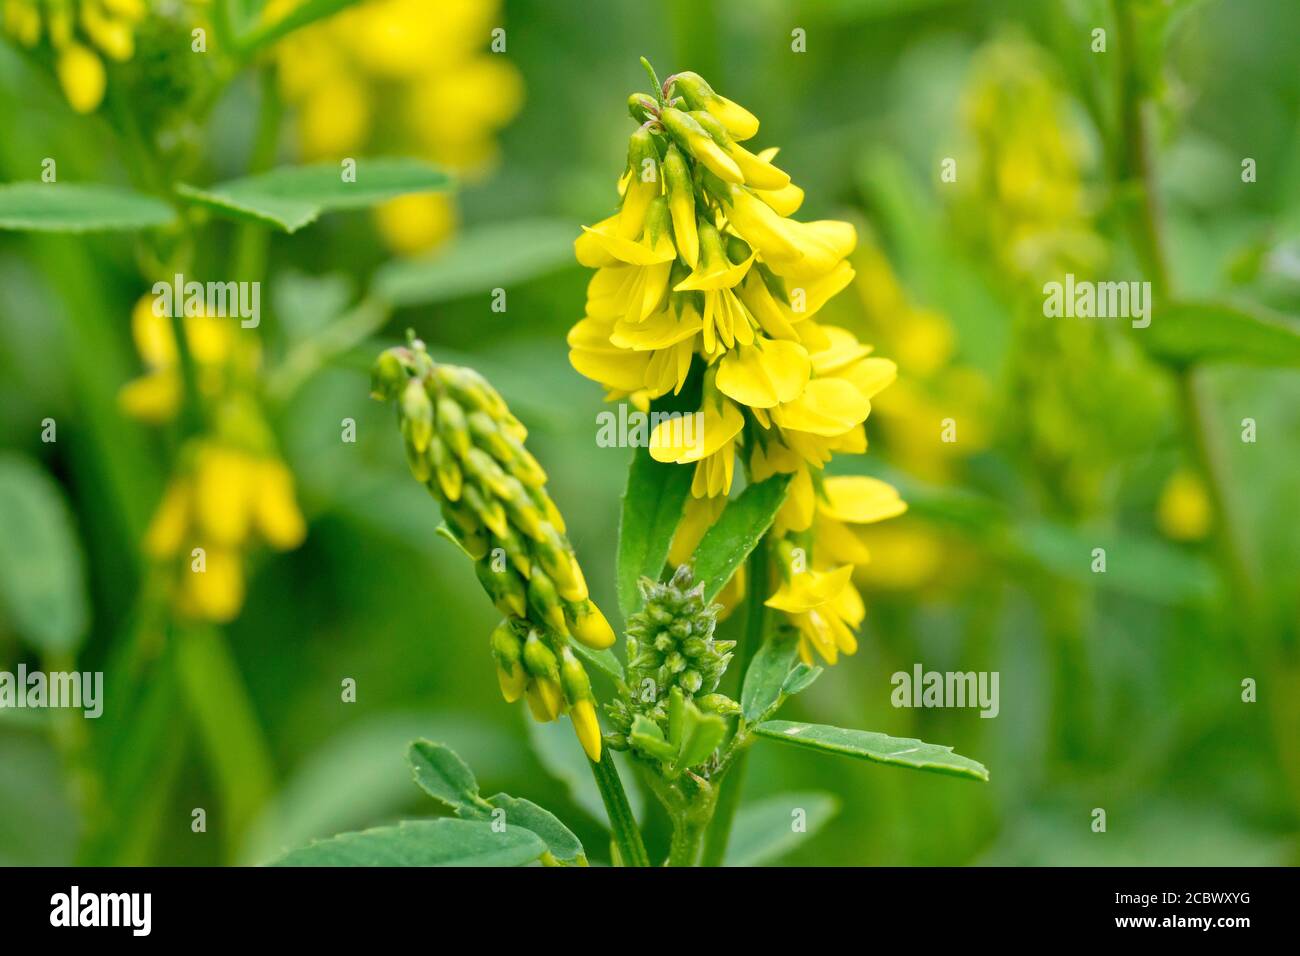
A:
[568, 65, 906, 666]
[2, 0, 146, 112]
[372, 337, 614, 761]
[268, 0, 522, 253]
[121, 296, 306, 622]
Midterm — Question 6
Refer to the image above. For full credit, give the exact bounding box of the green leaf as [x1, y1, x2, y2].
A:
[741, 631, 800, 721]
[406, 741, 584, 865]
[374, 219, 577, 306]
[691, 474, 792, 602]
[0, 454, 89, 653]
[408, 740, 482, 810]
[0, 182, 174, 233]
[616, 446, 694, 618]
[629, 714, 675, 762]
[672, 705, 726, 773]
[176, 159, 451, 233]
[755, 721, 989, 782]
[235, 0, 366, 55]
[724, 792, 838, 867]
[484, 793, 585, 865]
[781, 663, 822, 698]
[1142, 300, 1300, 368]
[269, 819, 546, 867]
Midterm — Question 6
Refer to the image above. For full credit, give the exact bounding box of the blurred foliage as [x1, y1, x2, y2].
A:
[1, 0, 1298, 866]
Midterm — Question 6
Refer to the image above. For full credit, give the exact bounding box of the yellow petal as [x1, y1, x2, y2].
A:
[254, 459, 307, 549]
[571, 699, 602, 761]
[820, 476, 907, 524]
[716, 340, 810, 409]
[772, 378, 871, 436]
[765, 565, 854, 613]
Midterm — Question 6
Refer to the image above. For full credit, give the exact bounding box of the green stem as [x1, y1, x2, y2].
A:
[667, 815, 705, 867]
[587, 754, 650, 867]
[1114, 0, 1299, 810]
[699, 542, 770, 865]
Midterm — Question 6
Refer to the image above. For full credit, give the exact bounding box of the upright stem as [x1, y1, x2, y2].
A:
[667, 816, 705, 867]
[588, 754, 650, 867]
[699, 543, 770, 866]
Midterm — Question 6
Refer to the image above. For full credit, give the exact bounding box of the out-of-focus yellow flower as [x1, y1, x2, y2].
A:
[122, 291, 305, 623]
[144, 442, 306, 623]
[266, 0, 523, 253]
[955, 36, 1104, 280]
[574, 64, 906, 666]
[3, 0, 145, 113]
[852, 235, 991, 483]
[118, 295, 244, 423]
[1157, 469, 1212, 542]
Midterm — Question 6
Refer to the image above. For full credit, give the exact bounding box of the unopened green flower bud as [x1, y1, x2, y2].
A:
[475, 558, 527, 617]
[526, 569, 569, 635]
[671, 71, 760, 140]
[696, 693, 741, 716]
[435, 396, 470, 457]
[558, 646, 592, 704]
[461, 482, 507, 537]
[620, 126, 661, 239]
[427, 434, 463, 501]
[663, 144, 699, 268]
[466, 410, 514, 462]
[660, 106, 742, 183]
[492, 523, 531, 576]
[627, 92, 658, 122]
[522, 630, 559, 680]
[370, 350, 407, 400]
[400, 378, 434, 453]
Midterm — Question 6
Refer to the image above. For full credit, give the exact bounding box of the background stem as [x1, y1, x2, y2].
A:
[587, 754, 650, 867]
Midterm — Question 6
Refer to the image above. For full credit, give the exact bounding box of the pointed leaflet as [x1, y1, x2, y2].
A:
[269, 819, 546, 867]
[176, 159, 451, 233]
[755, 721, 989, 782]
[616, 380, 701, 616]
[0, 183, 174, 233]
[690, 474, 791, 602]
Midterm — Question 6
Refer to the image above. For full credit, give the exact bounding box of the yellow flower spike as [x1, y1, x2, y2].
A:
[660, 107, 743, 184]
[619, 127, 661, 238]
[56, 42, 105, 113]
[715, 338, 811, 409]
[253, 459, 307, 550]
[570, 699, 603, 762]
[671, 70, 760, 140]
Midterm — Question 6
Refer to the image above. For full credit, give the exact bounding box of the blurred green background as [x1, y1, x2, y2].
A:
[1, 0, 1298, 866]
